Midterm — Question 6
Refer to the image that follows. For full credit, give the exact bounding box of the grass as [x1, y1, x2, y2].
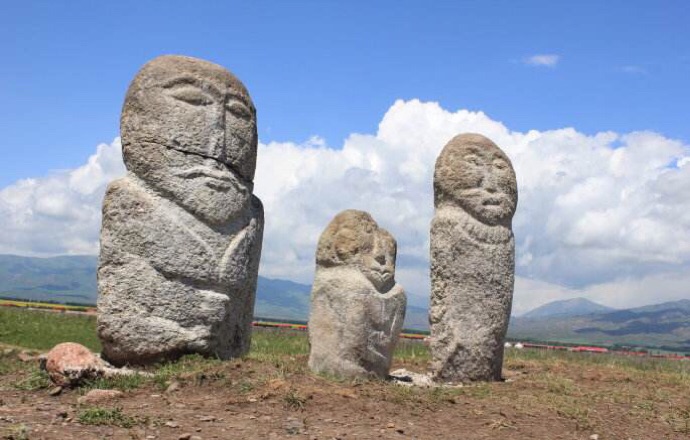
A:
[1, 307, 687, 380]
[1, 424, 29, 440]
[12, 367, 51, 391]
[1, 307, 689, 438]
[77, 407, 140, 428]
[394, 338, 430, 367]
[0, 307, 100, 351]
[82, 373, 146, 392]
[150, 353, 225, 390]
[283, 388, 307, 410]
[504, 346, 690, 377]
[0, 351, 23, 376]
[250, 328, 309, 360]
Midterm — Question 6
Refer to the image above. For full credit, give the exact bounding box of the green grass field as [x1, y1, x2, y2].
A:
[0, 307, 100, 351]
[2, 306, 688, 377]
[1, 307, 689, 438]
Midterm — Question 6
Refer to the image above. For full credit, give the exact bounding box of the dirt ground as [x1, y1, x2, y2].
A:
[1, 337, 689, 440]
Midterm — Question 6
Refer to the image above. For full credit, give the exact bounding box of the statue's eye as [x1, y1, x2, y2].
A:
[167, 87, 214, 106]
[226, 101, 252, 121]
[463, 154, 481, 166]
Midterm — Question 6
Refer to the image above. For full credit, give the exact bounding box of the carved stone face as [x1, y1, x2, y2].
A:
[360, 228, 397, 293]
[316, 210, 397, 293]
[121, 55, 257, 224]
[434, 133, 517, 226]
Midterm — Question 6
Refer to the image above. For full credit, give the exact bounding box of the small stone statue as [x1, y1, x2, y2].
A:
[97, 55, 263, 366]
[429, 133, 518, 382]
[308, 210, 407, 378]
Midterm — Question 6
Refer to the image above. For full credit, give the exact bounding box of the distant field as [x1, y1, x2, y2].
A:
[0, 306, 101, 351]
[0, 301, 426, 351]
[0, 307, 687, 373]
[0, 298, 96, 312]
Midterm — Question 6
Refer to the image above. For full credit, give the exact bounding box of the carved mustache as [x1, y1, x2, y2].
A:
[460, 188, 514, 207]
[174, 166, 234, 182]
[173, 166, 253, 192]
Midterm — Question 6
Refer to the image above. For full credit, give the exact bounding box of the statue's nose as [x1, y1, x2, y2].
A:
[482, 170, 499, 193]
[205, 105, 226, 161]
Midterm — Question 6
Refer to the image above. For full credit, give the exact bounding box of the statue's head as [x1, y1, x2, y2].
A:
[120, 55, 257, 224]
[434, 133, 517, 226]
[316, 210, 397, 293]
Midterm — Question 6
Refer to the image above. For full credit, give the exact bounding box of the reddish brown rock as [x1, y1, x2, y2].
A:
[44, 342, 107, 387]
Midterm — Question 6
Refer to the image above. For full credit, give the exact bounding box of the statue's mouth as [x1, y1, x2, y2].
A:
[175, 166, 235, 190]
[482, 199, 501, 206]
[160, 142, 254, 190]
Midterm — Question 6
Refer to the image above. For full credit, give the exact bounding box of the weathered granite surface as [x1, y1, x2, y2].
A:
[429, 133, 518, 382]
[97, 55, 263, 366]
[308, 210, 406, 378]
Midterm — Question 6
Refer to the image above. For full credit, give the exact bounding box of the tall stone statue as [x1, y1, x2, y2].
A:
[97, 55, 264, 366]
[308, 210, 406, 378]
[429, 133, 517, 382]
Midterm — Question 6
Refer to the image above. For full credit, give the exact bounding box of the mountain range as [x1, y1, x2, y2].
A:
[521, 297, 616, 319]
[509, 298, 690, 352]
[1, 254, 688, 349]
[0, 254, 429, 330]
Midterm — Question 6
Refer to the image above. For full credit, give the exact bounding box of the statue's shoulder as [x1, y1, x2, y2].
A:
[312, 266, 371, 296]
[431, 205, 463, 228]
[104, 177, 147, 202]
[102, 177, 156, 221]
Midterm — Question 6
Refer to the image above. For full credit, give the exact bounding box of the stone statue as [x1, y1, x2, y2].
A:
[97, 55, 264, 366]
[429, 133, 517, 382]
[308, 210, 406, 378]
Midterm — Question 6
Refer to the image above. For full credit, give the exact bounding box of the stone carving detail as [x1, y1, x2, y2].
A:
[308, 210, 406, 378]
[97, 55, 263, 366]
[429, 133, 517, 382]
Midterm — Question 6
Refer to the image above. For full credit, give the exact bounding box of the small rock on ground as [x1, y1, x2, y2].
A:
[389, 369, 436, 387]
[77, 389, 123, 404]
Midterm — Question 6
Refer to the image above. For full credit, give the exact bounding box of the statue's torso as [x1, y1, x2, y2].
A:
[100, 177, 262, 293]
[429, 206, 515, 381]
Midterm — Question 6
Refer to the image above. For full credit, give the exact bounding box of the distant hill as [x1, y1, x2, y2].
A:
[255, 276, 429, 330]
[0, 254, 429, 330]
[521, 297, 616, 319]
[0, 254, 98, 304]
[5, 254, 686, 343]
[254, 276, 311, 321]
[509, 299, 690, 352]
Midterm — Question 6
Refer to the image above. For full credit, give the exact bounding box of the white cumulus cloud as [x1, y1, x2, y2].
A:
[1, 100, 689, 313]
[524, 54, 560, 67]
[0, 139, 125, 256]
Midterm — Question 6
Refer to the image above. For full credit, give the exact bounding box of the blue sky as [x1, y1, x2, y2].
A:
[2, 1, 689, 187]
[2, 1, 690, 311]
